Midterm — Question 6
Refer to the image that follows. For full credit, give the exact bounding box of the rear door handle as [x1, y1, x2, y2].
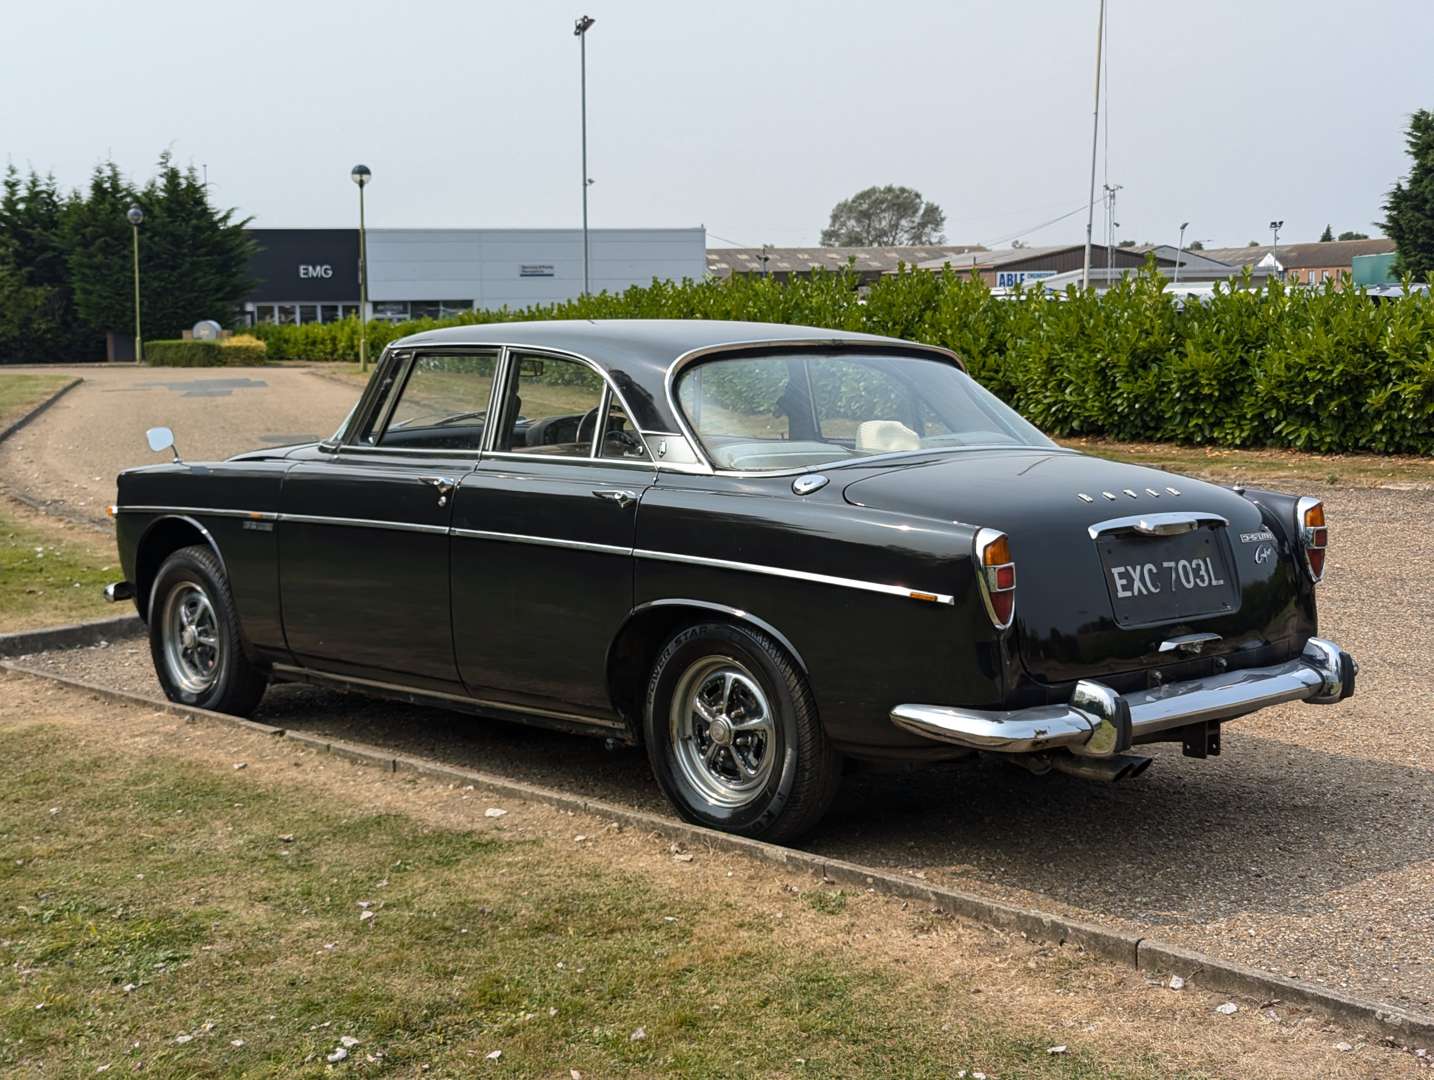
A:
[592, 488, 636, 509]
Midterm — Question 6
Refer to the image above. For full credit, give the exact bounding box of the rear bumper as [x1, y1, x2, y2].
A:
[890, 637, 1356, 758]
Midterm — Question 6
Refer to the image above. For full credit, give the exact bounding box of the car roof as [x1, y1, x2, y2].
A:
[390, 319, 959, 433]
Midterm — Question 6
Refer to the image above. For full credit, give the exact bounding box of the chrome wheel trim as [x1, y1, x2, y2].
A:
[160, 581, 222, 695]
[670, 655, 777, 809]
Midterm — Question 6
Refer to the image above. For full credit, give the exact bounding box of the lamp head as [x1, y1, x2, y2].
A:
[351, 164, 372, 188]
[574, 14, 595, 35]
[126, 205, 144, 226]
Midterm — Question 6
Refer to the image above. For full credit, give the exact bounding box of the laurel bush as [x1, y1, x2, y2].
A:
[247, 267, 1434, 454]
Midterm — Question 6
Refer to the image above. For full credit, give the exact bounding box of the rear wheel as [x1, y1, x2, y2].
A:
[148, 545, 267, 716]
[644, 623, 840, 842]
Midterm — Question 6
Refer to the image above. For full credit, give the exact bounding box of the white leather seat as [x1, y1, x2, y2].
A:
[856, 420, 921, 453]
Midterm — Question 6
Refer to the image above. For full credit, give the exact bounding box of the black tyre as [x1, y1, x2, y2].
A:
[148, 545, 268, 716]
[644, 622, 840, 842]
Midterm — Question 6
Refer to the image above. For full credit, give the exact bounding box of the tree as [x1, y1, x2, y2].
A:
[1319, 224, 1334, 242]
[1188, 240, 1204, 251]
[1384, 108, 1434, 279]
[820, 185, 946, 246]
[1247, 240, 1260, 247]
[0, 168, 94, 361]
[133, 154, 256, 338]
[66, 162, 141, 339]
[68, 154, 256, 346]
[1117, 239, 1136, 248]
[1337, 230, 1370, 241]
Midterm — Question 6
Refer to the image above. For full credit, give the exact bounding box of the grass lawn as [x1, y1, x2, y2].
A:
[0, 372, 73, 432]
[0, 501, 115, 633]
[1062, 436, 1434, 490]
[0, 716, 1201, 1080]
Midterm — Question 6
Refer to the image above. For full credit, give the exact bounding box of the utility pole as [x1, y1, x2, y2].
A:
[1174, 221, 1189, 284]
[575, 15, 596, 296]
[1081, 0, 1106, 291]
[1269, 219, 1283, 280]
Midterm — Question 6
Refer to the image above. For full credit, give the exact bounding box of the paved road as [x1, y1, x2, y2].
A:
[0, 365, 357, 523]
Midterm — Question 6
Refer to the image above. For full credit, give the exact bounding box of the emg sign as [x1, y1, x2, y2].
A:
[299, 264, 334, 279]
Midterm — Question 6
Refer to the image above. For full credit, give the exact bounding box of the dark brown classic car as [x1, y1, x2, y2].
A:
[107, 320, 1356, 839]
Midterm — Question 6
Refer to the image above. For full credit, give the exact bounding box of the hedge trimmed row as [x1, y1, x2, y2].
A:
[249, 268, 1434, 454]
[145, 338, 267, 367]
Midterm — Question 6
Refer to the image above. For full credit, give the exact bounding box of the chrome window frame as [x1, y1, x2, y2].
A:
[342, 345, 503, 458]
[478, 344, 654, 465]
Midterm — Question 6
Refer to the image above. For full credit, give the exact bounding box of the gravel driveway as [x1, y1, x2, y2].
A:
[11, 487, 1434, 1015]
[2, 373, 1431, 1017]
[0, 365, 357, 523]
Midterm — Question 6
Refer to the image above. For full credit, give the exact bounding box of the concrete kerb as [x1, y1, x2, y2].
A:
[0, 376, 82, 445]
[0, 615, 146, 659]
[3, 658, 1432, 1047]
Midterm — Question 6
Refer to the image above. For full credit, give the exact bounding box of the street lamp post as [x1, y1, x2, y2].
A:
[127, 205, 144, 363]
[1174, 221, 1189, 284]
[1269, 219, 1283, 279]
[351, 165, 372, 372]
[575, 14, 595, 297]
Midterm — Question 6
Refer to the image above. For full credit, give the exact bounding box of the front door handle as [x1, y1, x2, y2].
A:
[419, 475, 457, 507]
[592, 488, 636, 509]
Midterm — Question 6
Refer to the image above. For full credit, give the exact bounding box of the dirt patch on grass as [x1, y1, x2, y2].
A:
[1, 671, 1423, 1078]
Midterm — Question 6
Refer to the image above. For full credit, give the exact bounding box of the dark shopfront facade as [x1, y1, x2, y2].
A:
[244, 229, 362, 326]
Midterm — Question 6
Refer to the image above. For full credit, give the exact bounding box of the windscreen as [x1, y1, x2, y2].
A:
[675, 350, 1054, 472]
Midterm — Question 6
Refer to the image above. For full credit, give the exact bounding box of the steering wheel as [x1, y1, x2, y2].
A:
[576, 407, 603, 447]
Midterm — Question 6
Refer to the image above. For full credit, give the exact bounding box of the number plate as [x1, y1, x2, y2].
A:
[1096, 529, 1238, 628]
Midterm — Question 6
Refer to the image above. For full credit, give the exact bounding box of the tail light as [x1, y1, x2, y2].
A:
[1296, 496, 1327, 583]
[974, 528, 1016, 629]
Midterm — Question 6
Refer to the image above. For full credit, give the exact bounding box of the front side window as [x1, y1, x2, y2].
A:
[675, 350, 1053, 471]
[497, 353, 606, 456]
[370, 350, 499, 451]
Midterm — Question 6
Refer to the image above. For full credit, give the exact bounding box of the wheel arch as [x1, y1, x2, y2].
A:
[605, 599, 808, 741]
[134, 515, 227, 621]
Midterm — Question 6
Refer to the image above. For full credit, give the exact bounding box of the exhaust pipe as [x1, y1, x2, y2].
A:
[1050, 753, 1153, 784]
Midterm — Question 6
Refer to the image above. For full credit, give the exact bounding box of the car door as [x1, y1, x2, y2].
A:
[451, 348, 656, 716]
[278, 348, 499, 691]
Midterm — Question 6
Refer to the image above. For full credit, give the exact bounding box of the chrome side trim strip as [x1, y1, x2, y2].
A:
[280, 513, 448, 535]
[269, 663, 623, 731]
[452, 528, 630, 556]
[115, 505, 279, 520]
[633, 548, 955, 605]
[117, 508, 952, 604]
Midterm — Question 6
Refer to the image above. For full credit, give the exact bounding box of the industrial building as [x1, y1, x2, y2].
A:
[243, 227, 707, 325]
[1199, 238, 1395, 287]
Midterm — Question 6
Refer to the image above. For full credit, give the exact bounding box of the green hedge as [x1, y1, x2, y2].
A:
[145, 339, 267, 367]
[249, 268, 1434, 453]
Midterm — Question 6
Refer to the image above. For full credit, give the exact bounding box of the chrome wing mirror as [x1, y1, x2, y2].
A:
[146, 426, 181, 462]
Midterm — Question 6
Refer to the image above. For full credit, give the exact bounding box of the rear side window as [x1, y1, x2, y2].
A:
[495, 353, 605, 456]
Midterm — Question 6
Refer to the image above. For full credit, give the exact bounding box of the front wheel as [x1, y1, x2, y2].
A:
[644, 623, 840, 842]
[148, 545, 267, 716]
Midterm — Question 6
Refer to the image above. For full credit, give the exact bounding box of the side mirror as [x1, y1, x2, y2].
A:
[146, 426, 180, 461]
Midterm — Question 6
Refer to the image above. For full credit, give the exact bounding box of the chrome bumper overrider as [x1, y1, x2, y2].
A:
[890, 637, 1356, 758]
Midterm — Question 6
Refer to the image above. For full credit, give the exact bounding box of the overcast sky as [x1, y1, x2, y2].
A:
[6, 1, 1431, 250]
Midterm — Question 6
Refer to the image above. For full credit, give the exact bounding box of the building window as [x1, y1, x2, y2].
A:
[276, 304, 298, 325]
[373, 301, 410, 323]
